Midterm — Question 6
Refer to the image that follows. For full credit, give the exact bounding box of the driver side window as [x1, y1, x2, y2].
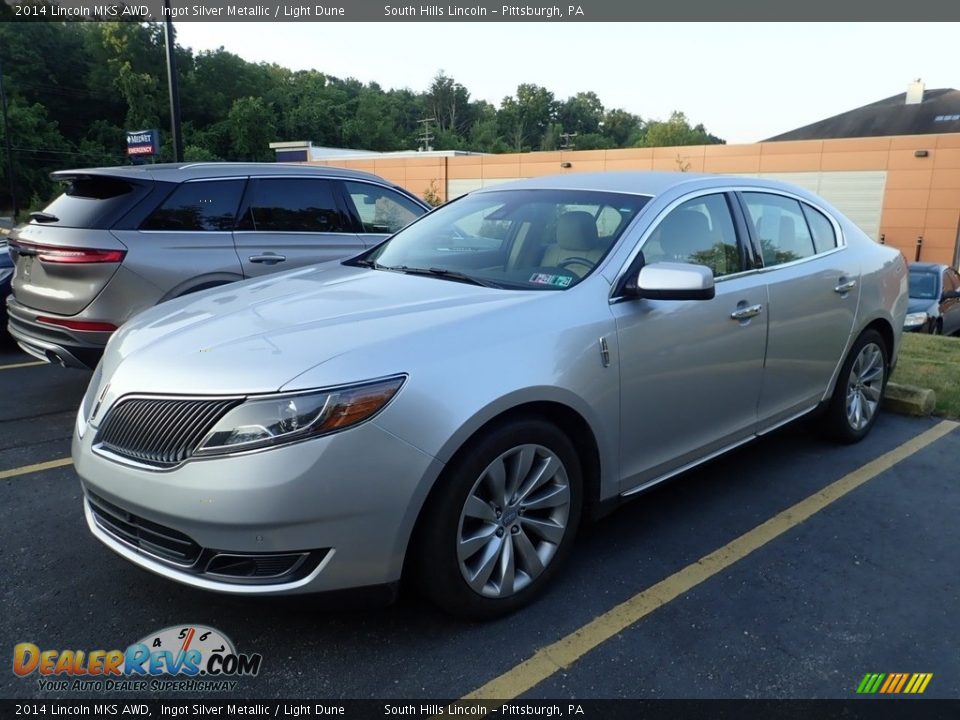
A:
[645, 194, 742, 278]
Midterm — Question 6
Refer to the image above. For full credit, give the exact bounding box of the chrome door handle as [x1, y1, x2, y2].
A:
[249, 254, 286, 264]
[834, 279, 857, 293]
[730, 304, 763, 320]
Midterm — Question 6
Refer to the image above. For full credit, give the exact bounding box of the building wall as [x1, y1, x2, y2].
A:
[308, 133, 960, 266]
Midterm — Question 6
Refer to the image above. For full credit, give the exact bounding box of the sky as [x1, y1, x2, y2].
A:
[173, 22, 959, 144]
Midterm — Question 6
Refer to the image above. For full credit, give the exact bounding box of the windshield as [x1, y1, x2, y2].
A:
[360, 189, 650, 290]
[908, 271, 939, 300]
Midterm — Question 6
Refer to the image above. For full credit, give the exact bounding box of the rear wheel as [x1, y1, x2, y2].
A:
[823, 329, 888, 444]
[412, 418, 582, 619]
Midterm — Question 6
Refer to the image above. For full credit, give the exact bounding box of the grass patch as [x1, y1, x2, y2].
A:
[892, 332, 960, 419]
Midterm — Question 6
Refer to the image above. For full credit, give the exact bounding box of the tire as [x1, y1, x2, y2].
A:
[412, 417, 583, 619]
[932, 320, 942, 336]
[823, 329, 889, 444]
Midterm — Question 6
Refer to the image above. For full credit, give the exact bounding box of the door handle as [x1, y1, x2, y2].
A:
[730, 304, 763, 320]
[834, 279, 857, 294]
[249, 254, 286, 265]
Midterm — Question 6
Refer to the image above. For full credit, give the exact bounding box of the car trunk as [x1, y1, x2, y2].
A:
[8, 173, 149, 316]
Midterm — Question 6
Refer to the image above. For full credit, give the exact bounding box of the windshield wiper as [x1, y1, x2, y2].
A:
[352, 258, 381, 268]
[29, 211, 59, 224]
[382, 265, 502, 288]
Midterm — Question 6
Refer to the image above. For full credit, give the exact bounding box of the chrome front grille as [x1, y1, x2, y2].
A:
[94, 396, 241, 468]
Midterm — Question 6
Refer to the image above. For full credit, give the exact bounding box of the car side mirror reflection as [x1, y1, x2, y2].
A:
[630, 262, 715, 301]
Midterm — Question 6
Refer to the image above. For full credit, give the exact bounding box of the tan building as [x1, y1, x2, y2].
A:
[298, 84, 960, 266]
[307, 134, 960, 267]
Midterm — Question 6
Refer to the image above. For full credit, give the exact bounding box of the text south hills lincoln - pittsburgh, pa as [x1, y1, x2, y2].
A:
[384, 4, 583, 17]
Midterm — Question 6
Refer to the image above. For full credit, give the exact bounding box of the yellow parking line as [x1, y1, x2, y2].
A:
[0, 457, 73, 480]
[465, 420, 959, 701]
[0, 360, 45, 371]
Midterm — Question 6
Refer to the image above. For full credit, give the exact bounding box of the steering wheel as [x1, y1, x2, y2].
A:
[557, 257, 595, 273]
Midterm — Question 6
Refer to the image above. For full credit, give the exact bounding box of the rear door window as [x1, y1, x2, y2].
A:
[742, 193, 817, 266]
[141, 180, 245, 231]
[802, 204, 838, 253]
[236, 178, 349, 232]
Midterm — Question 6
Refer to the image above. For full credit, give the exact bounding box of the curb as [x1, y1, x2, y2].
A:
[883, 382, 936, 416]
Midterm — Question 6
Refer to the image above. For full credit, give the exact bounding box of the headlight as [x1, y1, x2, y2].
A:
[76, 361, 105, 439]
[904, 312, 929, 328]
[194, 375, 405, 456]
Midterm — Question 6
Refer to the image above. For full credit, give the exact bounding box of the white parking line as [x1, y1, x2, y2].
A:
[0, 360, 45, 371]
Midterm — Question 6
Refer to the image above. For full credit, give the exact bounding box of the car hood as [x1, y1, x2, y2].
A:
[101, 263, 538, 395]
[907, 297, 937, 314]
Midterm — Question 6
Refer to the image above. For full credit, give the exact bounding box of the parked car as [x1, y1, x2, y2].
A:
[73, 172, 908, 618]
[904, 262, 960, 335]
[6, 163, 430, 368]
[0, 238, 12, 335]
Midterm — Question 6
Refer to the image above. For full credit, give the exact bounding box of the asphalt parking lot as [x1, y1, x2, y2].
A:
[1, 337, 958, 701]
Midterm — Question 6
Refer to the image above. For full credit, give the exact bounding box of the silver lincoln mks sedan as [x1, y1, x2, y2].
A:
[73, 172, 908, 618]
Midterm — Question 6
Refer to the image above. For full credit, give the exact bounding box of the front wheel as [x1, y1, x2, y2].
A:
[823, 329, 888, 444]
[412, 418, 583, 619]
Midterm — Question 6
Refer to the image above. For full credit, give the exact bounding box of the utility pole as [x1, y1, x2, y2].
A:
[560, 132, 577, 150]
[163, 0, 184, 162]
[417, 118, 435, 152]
[0, 56, 17, 218]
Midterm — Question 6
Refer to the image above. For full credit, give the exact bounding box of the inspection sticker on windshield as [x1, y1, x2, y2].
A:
[529, 273, 573, 287]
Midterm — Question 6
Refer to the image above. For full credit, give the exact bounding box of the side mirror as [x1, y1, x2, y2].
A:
[630, 262, 715, 301]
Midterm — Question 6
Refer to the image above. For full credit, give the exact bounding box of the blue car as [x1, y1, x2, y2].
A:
[0, 238, 12, 334]
[904, 262, 960, 335]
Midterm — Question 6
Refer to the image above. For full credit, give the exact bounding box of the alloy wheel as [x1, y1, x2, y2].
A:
[456, 444, 571, 598]
[845, 342, 885, 432]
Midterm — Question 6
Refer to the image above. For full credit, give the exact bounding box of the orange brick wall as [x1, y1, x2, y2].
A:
[308, 134, 960, 266]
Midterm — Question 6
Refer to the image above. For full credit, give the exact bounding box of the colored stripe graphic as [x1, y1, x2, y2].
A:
[857, 673, 932, 694]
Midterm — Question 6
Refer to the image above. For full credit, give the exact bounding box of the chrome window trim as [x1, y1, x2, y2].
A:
[610, 185, 848, 302]
[178, 176, 249, 183]
[232, 230, 361, 237]
[136, 230, 235, 235]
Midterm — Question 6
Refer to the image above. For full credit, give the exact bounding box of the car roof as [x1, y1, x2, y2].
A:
[50, 162, 392, 185]
[474, 171, 826, 200]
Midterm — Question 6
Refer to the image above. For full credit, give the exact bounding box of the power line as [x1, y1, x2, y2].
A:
[416, 117, 435, 152]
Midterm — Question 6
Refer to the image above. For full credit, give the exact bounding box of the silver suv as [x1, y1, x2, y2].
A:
[7, 163, 430, 368]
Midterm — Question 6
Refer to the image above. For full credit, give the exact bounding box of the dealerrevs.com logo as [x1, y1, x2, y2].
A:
[13, 625, 262, 692]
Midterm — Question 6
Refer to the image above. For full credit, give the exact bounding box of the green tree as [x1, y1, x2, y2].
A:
[558, 91, 604, 136]
[426, 71, 471, 135]
[640, 111, 725, 147]
[227, 97, 276, 160]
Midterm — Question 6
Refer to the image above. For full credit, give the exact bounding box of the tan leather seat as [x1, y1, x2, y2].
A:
[658, 210, 713, 261]
[541, 211, 604, 276]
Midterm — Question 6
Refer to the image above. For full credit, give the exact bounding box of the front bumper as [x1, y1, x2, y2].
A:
[73, 418, 444, 595]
